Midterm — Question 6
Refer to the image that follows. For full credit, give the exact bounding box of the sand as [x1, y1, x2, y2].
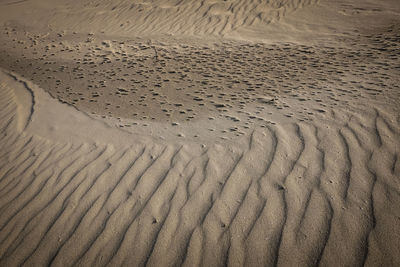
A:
[0, 0, 399, 266]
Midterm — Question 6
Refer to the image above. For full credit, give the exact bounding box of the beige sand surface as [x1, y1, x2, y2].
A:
[0, 0, 400, 266]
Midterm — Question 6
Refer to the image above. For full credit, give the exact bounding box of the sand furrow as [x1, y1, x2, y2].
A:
[21, 147, 114, 266]
[0, 144, 53, 214]
[0, 146, 106, 265]
[0, 138, 40, 201]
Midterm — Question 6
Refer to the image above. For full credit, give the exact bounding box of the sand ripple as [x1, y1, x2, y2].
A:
[0, 69, 399, 266]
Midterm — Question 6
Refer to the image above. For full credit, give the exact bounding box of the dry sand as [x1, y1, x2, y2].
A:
[0, 0, 400, 266]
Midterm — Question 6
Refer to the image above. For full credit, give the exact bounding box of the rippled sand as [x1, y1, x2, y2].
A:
[0, 0, 399, 266]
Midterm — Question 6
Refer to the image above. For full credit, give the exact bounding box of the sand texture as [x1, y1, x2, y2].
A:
[0, 0, 400, 266]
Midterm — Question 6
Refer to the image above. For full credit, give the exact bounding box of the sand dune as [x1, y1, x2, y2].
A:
[1, 0, 400, 266]
[1, 0, 399, 43]
[0, 0, 319, 38]
[0, 68, 399, 265]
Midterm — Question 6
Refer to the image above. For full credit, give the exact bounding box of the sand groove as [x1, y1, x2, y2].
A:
[0, 70, 399, 266]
